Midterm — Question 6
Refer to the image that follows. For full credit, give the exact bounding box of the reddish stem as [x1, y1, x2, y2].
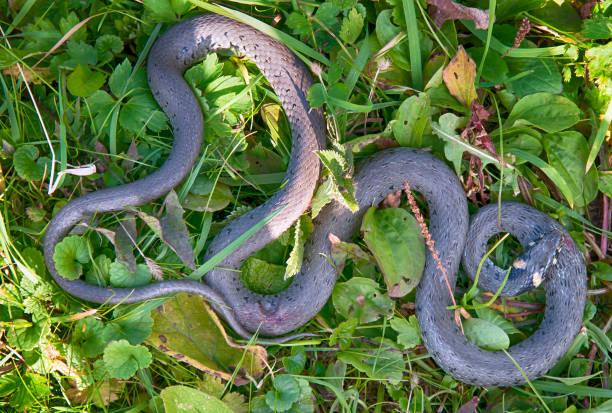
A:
[601, 195, 609, 256]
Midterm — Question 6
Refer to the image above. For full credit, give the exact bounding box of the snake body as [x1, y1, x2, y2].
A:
[43, 14, 586, 386]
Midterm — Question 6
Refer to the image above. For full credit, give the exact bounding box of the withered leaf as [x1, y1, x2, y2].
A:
[161, 190, 196, 269]
[427, 0, 491, 30]
[147, 293, 267, 385]
[443, 46, 478, 108]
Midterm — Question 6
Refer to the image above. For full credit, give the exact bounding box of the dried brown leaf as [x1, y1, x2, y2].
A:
[427, 0, 491, 30]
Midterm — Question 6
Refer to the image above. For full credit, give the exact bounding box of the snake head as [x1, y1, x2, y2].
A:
[510, 229, 565, 289]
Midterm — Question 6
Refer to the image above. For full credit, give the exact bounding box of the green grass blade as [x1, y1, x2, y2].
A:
[501, 350, 553, 413]
[402, 0, 422, 90]
[0, 75, 20, 142]
[585, 96, 612, 172]
[475, 0, 497, 83]
[532, 381, 612, 398]
[188, 204, 288, 280]
[464, 20, 568, 58]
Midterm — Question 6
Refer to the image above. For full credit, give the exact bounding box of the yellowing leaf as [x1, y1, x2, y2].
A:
[147, 293, 267, 384]
[442, 46, 477, 107]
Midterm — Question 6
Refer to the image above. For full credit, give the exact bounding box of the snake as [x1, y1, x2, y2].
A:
[42, 13, 587, 386]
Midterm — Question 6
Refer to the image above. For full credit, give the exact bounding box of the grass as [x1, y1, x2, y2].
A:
[0, 0, 611, 412]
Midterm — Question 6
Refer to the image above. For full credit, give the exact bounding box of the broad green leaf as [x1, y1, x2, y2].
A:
[543, 131, 598, 207]
[265, 375, 300, 412]
[339, 7, 364, 43]
[426, 84, 469, 114]
[509, 148, 576, 207]
[53, 235, 89, 280]
[65, 42, 98, 67]
[109, 262, 152, 288]
[505, 56, 563, 97]
[85, 254, 112, 287]
[8, 373, 51, 410]
[103, 339, 152, 380]
[119, 93, 168, 132]
[85, 90, 116, 133]
[506, 92, 580, 133]
[375, 10, 410, 71]
[391, 93, 431, 147]
[13, 145, 51, 181]
[161, 386, 232, 413]
[143, 0, 177, 22]
[147, 293, 267, 383]
[0, 48, 27, 69]
[389, 315, 421, 349]
[6, 319, 48, 351]
[184, 180, 233, 212]
[337, 348, 405, 385]
[442, 46, 477, 107]
[474, 307, 522, 337]
[161, 190, 195, 269]
[590, 261, 612, 282]
[67, 65, 106, 97]
[108, 58, 132, 97]
[468, 47, 508, 84]
[463, 317, 509, 351]
[362, 208, 425, 297]
[242, 142, 285, 175]
[283, 346, 306, 375]
[185, 53, 223, 86]
[332, 277, 395, 323]
[240, 256, 290, 294]
[252, 378, 313, 413]
[529, 0, 582, 32]
[103, 307, 154, 345]
[73, 317, 107, 358]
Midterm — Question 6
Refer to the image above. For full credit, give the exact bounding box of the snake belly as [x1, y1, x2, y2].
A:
[43, 13, 587, 386]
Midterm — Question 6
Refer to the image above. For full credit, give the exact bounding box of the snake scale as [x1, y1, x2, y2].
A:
[43, 14, 587, 386]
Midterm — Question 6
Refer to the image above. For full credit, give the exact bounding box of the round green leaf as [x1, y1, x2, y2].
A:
[103, 339, 152, 380]
[265, 375, 300, 412]
[53, 235, 90, 280]
[67, 64, 107, 97]
[506, 92, 580, 133]
[13, 145, 50, 181]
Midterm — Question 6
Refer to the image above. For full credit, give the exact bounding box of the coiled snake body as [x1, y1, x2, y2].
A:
[43, 14, 586, 386]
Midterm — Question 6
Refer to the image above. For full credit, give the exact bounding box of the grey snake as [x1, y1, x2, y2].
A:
[43, 13, 587, 386]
